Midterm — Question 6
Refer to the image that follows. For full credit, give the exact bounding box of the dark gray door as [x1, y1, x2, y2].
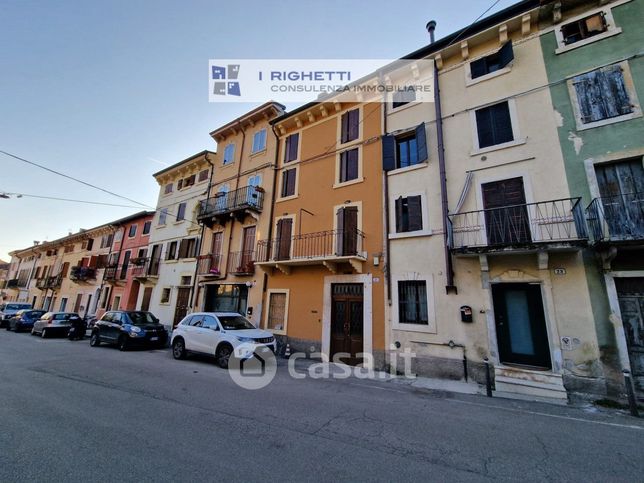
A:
[616, 278, 644, 398]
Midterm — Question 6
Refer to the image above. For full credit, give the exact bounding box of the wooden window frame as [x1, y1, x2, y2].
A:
[264, 289, 289, 335]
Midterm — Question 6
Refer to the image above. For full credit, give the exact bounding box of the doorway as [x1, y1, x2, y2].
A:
[204, 284, 248, 315]
[482, 177, 531, 245]
[492, 283, 551, 369]
[330, 283, 364, 365]
[615, 277, 644, 397]
[173, 287, 191, 328]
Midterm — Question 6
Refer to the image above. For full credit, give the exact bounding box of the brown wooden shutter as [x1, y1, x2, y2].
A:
[395, 197, 404, 233]
[275, 219, 292, 261]
[407, 196, 423, 231]
[341, 112, 349, 143]
[178, 239, 188, 259]
[211, 232, 223, 255]
[336, 208, 345, 255]
[89, 255, 98, 269]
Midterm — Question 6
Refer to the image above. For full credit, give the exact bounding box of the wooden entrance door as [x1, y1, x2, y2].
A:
[595, 160, 644, 240]
[141, 287, 153, 311]
[482, 177, 531, 245]
[492, 283, 551, 369]
[615, 277, 644, 398]
[275, 218, 292, 261]
[336, 206, 358, 256]
[330, 283, 364, 365]
[173, 287, 191, 328]
[73, 293, 83, 313]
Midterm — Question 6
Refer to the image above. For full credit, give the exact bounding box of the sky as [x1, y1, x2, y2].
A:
[0, 0, 512, 262]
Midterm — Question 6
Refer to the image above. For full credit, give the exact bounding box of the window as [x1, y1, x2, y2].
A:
[164, 183, 173, 195]
[248, 174, 262, 187]
[176, 202, 187, 221]
[111, 296, 121, 311]
[178, 238, 197, 259]
[128, 225, 137, 238]
[392, 88, 416, 109]
[223, 143, 235, 165]
[398, 281, 428, 325]
[339, 148, 359, 183]
[562, 12, 607, 46]
[340, 108, 359, 143]
[474, 101, 514, 149]
[266, 291, 288, 332]
[252, 129, 267, 153]
[59, 298, 68, 312]
[158, 208, 168, 225]
[142, 221, 151, 235]
[281, 168, 297, 198]
[166, 241, 178, 260]
[382, 123, 428, 171]
[284, 133, 299, 163]
[100, 234, 113, 249]
[64, 245, 74, 253]
[160, 288, 171, 304]
[202, 315, 218, 330]
[198, 169, 209, 182]
[180, 275, 192, 286]
[570, 63, 638, 129]
[86, 238, 94, 251]
[470, 41, 513, 80]
[395, 196, 423, 233]
[101, 287, 111, 308]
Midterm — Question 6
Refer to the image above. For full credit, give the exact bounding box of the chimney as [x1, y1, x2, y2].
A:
[426, 20, 437, 43]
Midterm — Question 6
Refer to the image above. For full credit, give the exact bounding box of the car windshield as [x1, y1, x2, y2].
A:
[218, 315, 255, 330]
[26, 311, 46, 319]
[127, 312, 158, 325]
[7, 304, 30, 310]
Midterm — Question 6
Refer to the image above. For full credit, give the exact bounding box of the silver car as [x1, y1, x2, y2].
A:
[32, 312, 81, 338]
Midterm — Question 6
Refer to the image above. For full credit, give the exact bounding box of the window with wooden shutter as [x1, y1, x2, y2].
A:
[339, 148, 359, 183]
[266, 292, 288, 331]
[561, 12, 607, 45]
[382, 134, 396, 171]
[395, 196, 423, 233]
[178, 239, 189, 259]
[475, 101, 514, 149]
[176, 202, 187, 221]
[392, 89, 416, 109]
[341, 109, 359, 143]
[573, 64, 633, 125]
[198, 169, 209, 182]
[284, 133, 299, 163]
[336, 206, 358, 256]
[275, 218, 292, 261]
[281, 168, 296, 197]
[470, 42, 514, 80]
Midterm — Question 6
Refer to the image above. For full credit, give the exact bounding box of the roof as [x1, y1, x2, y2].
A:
[271, 0, 540, 125]
[108, 210, 156, 226]
[152, 150, 216, 178]
[209, 101, 286, 139]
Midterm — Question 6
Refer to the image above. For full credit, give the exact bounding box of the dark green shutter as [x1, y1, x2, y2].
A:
[382, 134, 396, 171]
[498, 41, 514, 69]
[470, 58, 488, 79]
[407, 196, 423, 231]
[395, 197, 404, 233]
[415, 122, 428, 162]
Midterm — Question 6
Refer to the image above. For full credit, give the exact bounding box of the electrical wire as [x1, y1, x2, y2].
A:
[0, 192, 144, 209]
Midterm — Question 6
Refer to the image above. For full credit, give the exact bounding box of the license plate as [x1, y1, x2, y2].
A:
[150, 337, 159, 341]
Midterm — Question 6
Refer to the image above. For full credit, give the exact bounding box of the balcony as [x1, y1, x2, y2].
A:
[131, 257, 160, 280]
[586, 193, 644, 245]
[227, 251, 256, 276]
[70, 266, 96, 283]
[198, 186, 264, 226]
[255, 228, 366, 274]
[103, 266, 119, 282]
[448, 198, 588, 255]
[197, 253, 223, 277]
[36, 275, 62, 290]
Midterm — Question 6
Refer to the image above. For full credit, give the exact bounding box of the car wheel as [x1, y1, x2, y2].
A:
[118, 335, 129, 352]
[41, 329, 48, 339]
[172, 338, 187, 360]
[216, 344, 233, 369]
[31, 329, 37, 336]
[89, 332, 100, 347]
[14, 326, 20, 334]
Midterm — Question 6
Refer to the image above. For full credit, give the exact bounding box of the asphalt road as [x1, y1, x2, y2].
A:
[1, 330, 643, 482]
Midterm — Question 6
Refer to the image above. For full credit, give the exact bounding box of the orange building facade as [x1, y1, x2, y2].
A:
[257, 101, 387, 367]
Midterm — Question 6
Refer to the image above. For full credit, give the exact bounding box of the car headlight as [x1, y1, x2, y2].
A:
[130, 326, 142, 333]
[236, 336, 255, 343]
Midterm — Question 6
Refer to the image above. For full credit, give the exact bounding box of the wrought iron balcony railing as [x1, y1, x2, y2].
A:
[197, 253, 223, 276]
[70, 266, 96, 282]
[37, 274, 62, 290]
[227, 251, 256, 275]
[448, 198, 587, 252]
[198, 185, 264, 221]
[256, 228, 365, 262]
[103, 266, 119, 281]
[586, 193, 644, 244]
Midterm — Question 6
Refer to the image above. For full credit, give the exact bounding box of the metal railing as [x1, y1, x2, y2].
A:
[586, 193, 644, 243]
[227, 251, 256, 275]
[197, 253, 223, 276]
[130, 257, 159, 278]
[257, 228, 365, 262]
[70, 266, 96, 282]
[198, 186, 264, 219]
[36, 274, 62, 289]
[448, 198, 587, 250]
[103, 266, 118, 281]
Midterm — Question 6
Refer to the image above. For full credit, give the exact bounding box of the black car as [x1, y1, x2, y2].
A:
[90, 311, 168, 351]
[7, 310, 47, 333]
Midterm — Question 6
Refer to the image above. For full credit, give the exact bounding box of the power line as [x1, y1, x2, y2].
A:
[0, 192, 144, 209]
[0, 150, 154, 209]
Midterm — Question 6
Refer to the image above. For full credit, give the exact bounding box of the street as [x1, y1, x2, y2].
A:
[1, 330, 643, 482]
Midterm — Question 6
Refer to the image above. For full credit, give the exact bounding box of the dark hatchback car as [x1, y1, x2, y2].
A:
[32, 312, 82, 338]
[7, 310, 47, 333]
[90, 311, 168, 351]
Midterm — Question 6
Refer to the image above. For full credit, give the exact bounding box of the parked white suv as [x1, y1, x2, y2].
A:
[171, 312, 276, 368]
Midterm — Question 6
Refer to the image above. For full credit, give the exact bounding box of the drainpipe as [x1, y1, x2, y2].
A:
[434, 60, 456, 294]
[380, 72, 392, 305]
[189, 152, 215, 310]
